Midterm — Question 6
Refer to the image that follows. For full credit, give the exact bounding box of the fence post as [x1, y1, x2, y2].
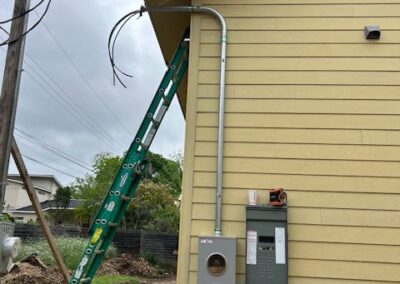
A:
[139, 231, 144, 255]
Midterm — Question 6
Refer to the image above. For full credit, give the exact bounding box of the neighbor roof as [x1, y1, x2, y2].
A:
[7, 178, 52, 194]
[15, 199, 85, 212]
[8, 174, 63, 189]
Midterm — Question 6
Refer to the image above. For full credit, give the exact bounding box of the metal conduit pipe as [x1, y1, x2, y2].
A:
[141, 5, 227, 237]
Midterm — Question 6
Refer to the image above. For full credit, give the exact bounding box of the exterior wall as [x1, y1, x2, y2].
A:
[178, 1, 400, 283]
[31, 177, 59, 195]
[11, 212, 37, 223]
[4, 181, 51, 210]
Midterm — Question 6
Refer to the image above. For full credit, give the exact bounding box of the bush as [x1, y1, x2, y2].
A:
[15, 237, 117, 270]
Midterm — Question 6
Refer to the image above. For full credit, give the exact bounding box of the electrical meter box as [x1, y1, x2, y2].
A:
[198, 236, 236, 284]
[246, 205, 288, 284]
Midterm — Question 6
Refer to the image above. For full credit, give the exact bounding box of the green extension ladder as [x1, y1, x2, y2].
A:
[69, 30, 190, 284]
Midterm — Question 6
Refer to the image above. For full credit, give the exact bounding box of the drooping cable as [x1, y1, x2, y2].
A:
[0, 0, 46, 24]
[108, 9, 142, 87]
[0, 0, 52, 46]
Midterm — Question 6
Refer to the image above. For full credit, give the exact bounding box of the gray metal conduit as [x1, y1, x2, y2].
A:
[141, 5, 226, 237]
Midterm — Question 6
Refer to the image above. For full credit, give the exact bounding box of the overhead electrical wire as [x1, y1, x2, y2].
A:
[18, 139, 86, 176]
[34, 11, 134, 138]
[24, 66, 125, 151]
[0, 0, 46, 24]
[24, 69, 124, 153]
[15, 128, 92, 172]
[21, 153, 78, 179]
[0, 39, 125, 152]
[0, 0, 52, 46]
[0, 26, 9, 35]
[22, 53, 126, 151]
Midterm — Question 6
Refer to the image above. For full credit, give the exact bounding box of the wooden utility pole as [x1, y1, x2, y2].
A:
[0, 2, 69, 283]
[0, 0, 30, 213]
[11, 138, 70, 283]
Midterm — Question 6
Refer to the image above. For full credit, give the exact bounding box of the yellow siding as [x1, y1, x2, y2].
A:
[178, 0, 400, 283]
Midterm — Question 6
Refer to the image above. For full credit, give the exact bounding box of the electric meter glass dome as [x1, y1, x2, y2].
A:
[207, 253, 226, 276]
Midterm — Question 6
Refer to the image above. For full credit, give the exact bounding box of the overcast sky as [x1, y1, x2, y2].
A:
[0, 0, 185, 185]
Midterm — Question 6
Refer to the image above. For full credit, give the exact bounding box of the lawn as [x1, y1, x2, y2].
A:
[92, 275, 139, 284]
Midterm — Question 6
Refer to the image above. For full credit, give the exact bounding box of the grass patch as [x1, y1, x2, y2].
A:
[92, 275, 138, 284]
[15, 237, 117, 270]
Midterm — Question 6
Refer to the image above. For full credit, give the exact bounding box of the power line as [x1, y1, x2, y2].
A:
[0, 26, 9, 35]
[0, 34, 126, 152]
[23, 69, 124, 153]
[0, 0, 52, 46]
[34, 10, 134, 138]
[18, 137, 85, 176]
[0, 0, 45, 24]
[21, 153, 78, 179]
[24, 65, 125, 151]
[15, 128, 92, 172]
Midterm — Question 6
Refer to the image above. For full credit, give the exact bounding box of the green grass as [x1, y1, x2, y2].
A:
[92, 275, 138, 284]
[15, 237, 117, 270]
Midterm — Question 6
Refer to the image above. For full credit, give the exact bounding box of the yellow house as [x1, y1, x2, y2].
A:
[147, 0, 400, 283]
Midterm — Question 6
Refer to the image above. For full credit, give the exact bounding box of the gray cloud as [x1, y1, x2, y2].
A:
[0, 0, 185, 184]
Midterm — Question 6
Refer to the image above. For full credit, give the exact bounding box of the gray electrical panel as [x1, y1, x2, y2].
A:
[198, 236, 236, 284]
[246, 205, 288, 284]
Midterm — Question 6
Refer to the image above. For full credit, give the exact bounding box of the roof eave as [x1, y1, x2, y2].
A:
[145, 0, 191, 117]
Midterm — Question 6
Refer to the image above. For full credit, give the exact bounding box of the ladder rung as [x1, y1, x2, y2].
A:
[120, 195, 130, 201]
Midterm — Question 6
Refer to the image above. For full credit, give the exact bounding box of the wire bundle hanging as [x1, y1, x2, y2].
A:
[0, 0, 52, 46]
[108, 9, 144, 88]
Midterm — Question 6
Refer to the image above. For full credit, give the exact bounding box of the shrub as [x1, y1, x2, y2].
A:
[15, 237, 117, 270]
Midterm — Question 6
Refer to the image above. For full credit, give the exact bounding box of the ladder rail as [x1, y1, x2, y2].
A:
[69, 30, 189, 284]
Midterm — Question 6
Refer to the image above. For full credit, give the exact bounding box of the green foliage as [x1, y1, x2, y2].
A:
[145, 152, 182, 197]
[0, 213, 14, 222]
[71, 151, 182, 232]
[142, 252, 159, 266]
[15, 237, 117, 270]
[125, 180, 180, 233]
[50, 186, 72, 224]
[54, 186, 72, 208]
[92, 275, 138, 284]
[72, 153, 123, 224]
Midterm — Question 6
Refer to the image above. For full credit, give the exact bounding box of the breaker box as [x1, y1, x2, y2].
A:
[197, 236, 236, 284]
[246, 205, 288, 284]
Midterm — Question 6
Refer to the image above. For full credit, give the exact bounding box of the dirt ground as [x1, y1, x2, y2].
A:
[0, 254, 63, 284]
[0, 254, 176, 284]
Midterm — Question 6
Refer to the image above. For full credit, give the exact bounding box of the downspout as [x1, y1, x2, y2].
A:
[141, 5, 226, 237]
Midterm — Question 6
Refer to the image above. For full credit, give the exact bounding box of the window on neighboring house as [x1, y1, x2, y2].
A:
[38, 190, 45, 195]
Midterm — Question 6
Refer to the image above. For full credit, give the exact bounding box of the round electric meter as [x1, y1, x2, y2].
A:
[207, 253, 226, 276]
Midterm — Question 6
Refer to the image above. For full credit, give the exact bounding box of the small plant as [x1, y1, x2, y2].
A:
[15, 237, 117, 270]
[142, 252, 159, 266]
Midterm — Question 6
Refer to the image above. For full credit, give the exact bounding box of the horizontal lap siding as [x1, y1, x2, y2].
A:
[185, 0, 400, 283]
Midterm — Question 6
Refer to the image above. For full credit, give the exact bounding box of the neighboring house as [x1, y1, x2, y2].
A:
[147, 1, 400, 283]
[15, 199, 85, 224]
[3, 174, 62, 222]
